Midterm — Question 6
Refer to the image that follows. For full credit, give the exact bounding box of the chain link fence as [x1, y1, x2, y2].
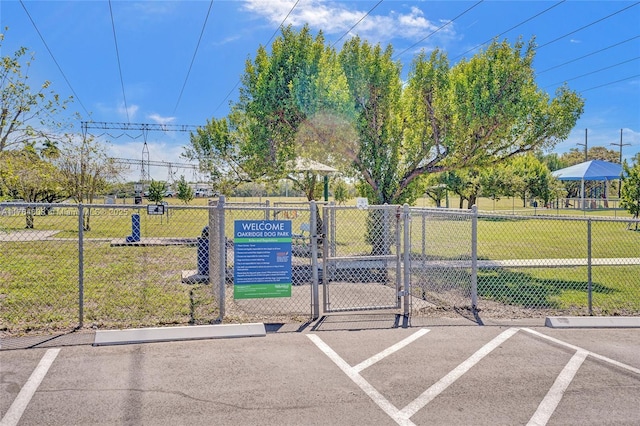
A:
[217, 200, 316, 323]
[322, 204, 403, 313]
[408, 208, 474, 318]
[407, 208, 640, 319]
[2, 201, 639, 339]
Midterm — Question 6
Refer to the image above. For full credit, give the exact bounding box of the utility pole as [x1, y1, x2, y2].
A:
[610, 128, 630, 198]
[576, 128, 588, 162]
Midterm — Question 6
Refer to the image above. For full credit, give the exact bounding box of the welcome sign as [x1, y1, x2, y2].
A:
[233, 220, 292, 299]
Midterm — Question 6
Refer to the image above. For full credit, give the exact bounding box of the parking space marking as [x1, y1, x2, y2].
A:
[307, 334, 414, 426]
[309, 328, 520, 425]
[528, 350, 588, 426]
[354, 329, 430, 373]
[521, 328, 640, 375]
[400, 327, 520, 419]
[1, 348, 60, 426]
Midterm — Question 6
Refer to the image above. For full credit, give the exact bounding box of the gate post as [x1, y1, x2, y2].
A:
[587, 219, 592, 315]
[310, 201, 320, 319]
[78, 203, 84, 328]
[209, 196, 226, 322]
[471, 205, 478, 310]
[403, 204, 411, 317]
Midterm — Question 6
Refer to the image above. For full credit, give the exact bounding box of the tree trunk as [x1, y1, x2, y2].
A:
[83, 208, 92, 231]
[25, 207, 34, 229]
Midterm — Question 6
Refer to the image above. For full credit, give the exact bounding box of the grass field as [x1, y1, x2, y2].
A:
[1, 198, 639, 336]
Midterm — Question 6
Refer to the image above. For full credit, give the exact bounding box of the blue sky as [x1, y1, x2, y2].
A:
[2, 0, 639, 181]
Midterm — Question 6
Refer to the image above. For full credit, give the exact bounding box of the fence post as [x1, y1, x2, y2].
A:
[403, 204, 411, 317]
[209, 196, 226, 322]
[471, 205, 478, 310]
[310, 201, 320, 319]
[78, 203, 84, 329]
[587, 219, 593, 316]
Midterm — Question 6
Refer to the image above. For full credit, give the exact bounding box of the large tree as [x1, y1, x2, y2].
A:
[0, 146, 64, 228]
[393, 39, 583, 205]
[338, 37, 404, 205]
[0, 34, 74, 152]
[232, 24, 329, 179]
[186, 25, 353, 199]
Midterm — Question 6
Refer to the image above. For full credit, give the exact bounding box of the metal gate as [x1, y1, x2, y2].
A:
[321, 204, 408, 314]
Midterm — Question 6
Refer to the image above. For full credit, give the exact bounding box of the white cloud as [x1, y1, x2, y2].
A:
[242, 0, 453, 45]
[148, 114, 176, 125]
[117, 103, 139, 121]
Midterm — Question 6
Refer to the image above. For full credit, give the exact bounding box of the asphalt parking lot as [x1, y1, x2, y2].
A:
[2, 317, 640, 426]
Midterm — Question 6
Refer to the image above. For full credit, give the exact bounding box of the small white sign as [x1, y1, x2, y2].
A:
[147, 204, 165, 215]
[356, 198, 369, 209]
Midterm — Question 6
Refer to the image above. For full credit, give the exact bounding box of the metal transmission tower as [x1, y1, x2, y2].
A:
[81, 120, 202, 189]
[81, 121, 200, 133]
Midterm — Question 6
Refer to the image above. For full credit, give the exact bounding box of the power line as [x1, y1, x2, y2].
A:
[265, 0, 302, 46]
[452, 0, 565, 61]
[331, 0, 385, 49]
[108, 0, 130, 123]
[579, 74, 640, 93]
[393, 0, 484, 61]
[214, 0, 302, 115]
[543, 56, 640, 89]
[537, 35, 640, 75]
[18, 0, 91, 117]
[536, 2, 640, 50]
[173, 0, 214, 116]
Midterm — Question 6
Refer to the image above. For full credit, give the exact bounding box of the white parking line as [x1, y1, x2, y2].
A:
[399, 327, 520, 419]
[528, 350, 588, 426]
[307, 334, 415, 426]
[521, 328, 640, 375]
[310, 327, 637, 425]
[0, 348, 60, 426]
[309, 328, 520, 425]
[354, 329, 430, 373]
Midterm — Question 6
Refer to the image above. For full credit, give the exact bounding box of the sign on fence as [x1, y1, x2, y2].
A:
[147, 204, 165, 215]
[233, 220, 292, 299]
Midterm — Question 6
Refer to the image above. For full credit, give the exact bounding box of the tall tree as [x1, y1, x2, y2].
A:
[57, 136, 122, 231]
[0, 34, 74, 152]
[394, 39, 583, 205]
[338, 37, 403, 205]
[233, 24, 328, 179]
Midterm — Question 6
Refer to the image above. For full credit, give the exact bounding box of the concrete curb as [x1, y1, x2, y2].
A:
[93, 323, 266, 346]
[545, 316, 640, 328]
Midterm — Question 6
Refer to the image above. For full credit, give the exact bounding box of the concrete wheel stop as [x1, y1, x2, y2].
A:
[545, 316, 640, 328]
[94, 323, 266, 346]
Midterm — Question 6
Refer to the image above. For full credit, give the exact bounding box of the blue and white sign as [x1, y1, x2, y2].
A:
[233, 220, 292, 299]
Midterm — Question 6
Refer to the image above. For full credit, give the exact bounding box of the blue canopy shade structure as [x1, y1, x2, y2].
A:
[552, 160, 623, 209]
[552, 160, 623, 181]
